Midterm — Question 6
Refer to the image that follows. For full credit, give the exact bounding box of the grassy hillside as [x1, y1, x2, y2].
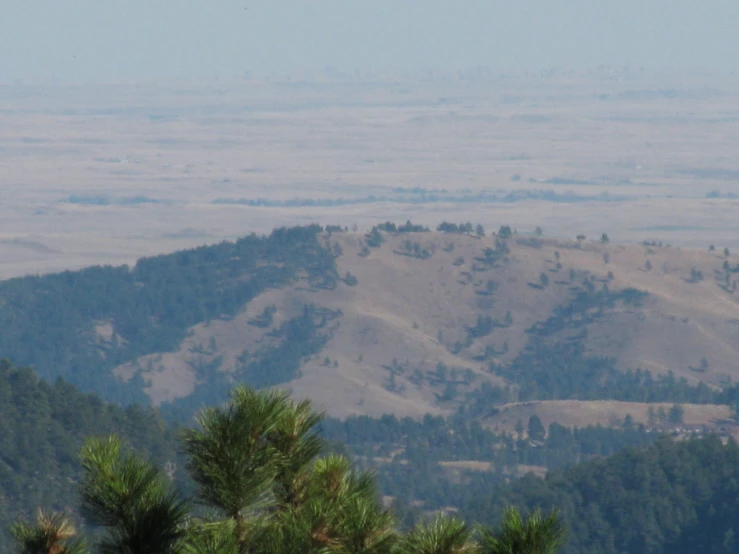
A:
[3, 223, 739, 424]
[0, 225, 337, 406]
[119, 226, 739, 422]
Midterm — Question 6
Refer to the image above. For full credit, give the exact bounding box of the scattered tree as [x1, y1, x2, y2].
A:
[690, 267, 704, 282]
[668, 404, 685, 424]
[528, 415, 546, 441]
[504, 311, 513, 327]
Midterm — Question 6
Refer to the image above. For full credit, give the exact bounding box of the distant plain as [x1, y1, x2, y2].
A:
[2, 72, 739, 279]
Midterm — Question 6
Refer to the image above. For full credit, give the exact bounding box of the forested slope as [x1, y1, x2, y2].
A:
[464, 435, 739, 554]
[5, 362, 739, 554]
[0, 225, 337, 405]
[321, 413, 661, 518]
[3, 222, 739, 425]
[0, 360, 177, 552]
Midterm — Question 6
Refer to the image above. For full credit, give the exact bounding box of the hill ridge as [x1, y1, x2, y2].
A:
[2, 223, 739, 421]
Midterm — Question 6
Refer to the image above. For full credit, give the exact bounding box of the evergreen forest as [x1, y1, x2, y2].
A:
[4, 361, 739, 553]
[4, 224, 739, 553]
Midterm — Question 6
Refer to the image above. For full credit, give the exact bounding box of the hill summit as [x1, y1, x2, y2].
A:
[1, 223, 738, 421]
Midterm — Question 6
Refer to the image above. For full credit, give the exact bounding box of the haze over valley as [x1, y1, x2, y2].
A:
[5, 3, 739, 553]
[4, 72, 739, 279]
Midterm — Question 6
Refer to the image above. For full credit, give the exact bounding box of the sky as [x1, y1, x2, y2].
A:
[1, 1, 737, 82]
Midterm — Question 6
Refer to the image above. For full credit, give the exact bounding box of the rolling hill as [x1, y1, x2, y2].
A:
[2, 223, 739, 425]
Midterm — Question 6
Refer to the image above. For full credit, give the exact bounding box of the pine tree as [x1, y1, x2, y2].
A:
[11, 385, 567, 554]
[480, 507, 566, 554]
[10, 510, 87, 554]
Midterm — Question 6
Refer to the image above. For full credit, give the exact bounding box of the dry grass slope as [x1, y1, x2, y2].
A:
[113, 231, 739, 422]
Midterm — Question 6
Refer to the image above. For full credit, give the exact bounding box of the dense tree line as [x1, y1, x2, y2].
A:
[0, 225, 338, 406]
[451, 280, 739, 410]
[8, 362, 739, 553]
[464, 338, 739, 413]
[0, 360, 178, 552]
[10, 384, 566, 554]
[464, 435, 739, 554]
[321, 414, 658, 517]
[375, 221, 430, 233]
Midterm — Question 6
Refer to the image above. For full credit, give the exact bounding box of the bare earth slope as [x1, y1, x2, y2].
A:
[112, 230, 739, 422]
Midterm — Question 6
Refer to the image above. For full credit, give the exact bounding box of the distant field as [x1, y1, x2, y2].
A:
[484, 400, 732, 433]
[3, 75, 739, 279]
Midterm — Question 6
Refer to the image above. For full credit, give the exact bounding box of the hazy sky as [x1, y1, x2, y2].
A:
[1, 1, 736, 82]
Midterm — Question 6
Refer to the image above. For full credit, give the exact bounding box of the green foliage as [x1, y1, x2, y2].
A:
[528, 415, 546, 441]
[321, 413, 659, 516]
[240, 305, 340, 388]
[17, 383, 552, 554]
[689, 267, 704, 282]
[480, 508, 566, 554]
[10, 510, 87, 554]
[248, 306, 277, 328]
[399, 513, 477, 554]
[465, 315, 500, 343]
[0, 359, 177, 552]
[395, 240, 433, 260]
[365, 228, 385, 247]
[376, 221, 430, 233]
[436, 222, 475, 234]
[178, 385, 405, 554]
[504, 311, 513, 327]
[667, 404, 685, 424]
[471, 241, 509, 272]
[78, 436, 189, 554]
[465, 436, 739, 554]
[181, 387, 290, 521]
[7, 376, 573, 554]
